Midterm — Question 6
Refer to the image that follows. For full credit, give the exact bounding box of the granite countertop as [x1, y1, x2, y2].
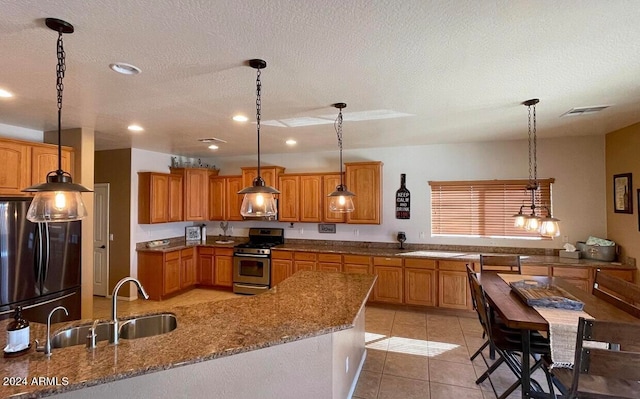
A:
[0, 271, 376, 399]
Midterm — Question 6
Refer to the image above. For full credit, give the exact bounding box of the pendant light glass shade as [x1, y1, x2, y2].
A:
[22, 18, 91, 223]
[539, 216, 561, 238]
[238, 59, 280, 218]
[327, 103, 355, 213]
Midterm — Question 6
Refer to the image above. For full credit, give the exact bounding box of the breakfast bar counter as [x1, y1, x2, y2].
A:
[0, 271, 376, 399]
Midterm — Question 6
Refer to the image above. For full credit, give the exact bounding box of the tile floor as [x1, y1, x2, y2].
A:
[93, 290, 547, 399]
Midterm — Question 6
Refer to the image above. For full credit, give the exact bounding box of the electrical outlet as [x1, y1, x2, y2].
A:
[299, 227, 304, 235]
[109, 234, 114, 241]
[353, 229, 359, 237]
[419, 231, 425, 239]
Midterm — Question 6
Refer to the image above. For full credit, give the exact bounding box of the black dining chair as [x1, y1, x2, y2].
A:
[467, 266, 555, 399]
[551, 317, 640, 399]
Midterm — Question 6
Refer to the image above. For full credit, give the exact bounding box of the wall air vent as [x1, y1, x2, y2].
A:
[560, 105, 610, 117]
[198, 137, 227, 143]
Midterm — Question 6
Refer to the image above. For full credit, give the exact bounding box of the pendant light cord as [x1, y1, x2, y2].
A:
[255, 67, 262, 179]
[335, 108, 344, 187]
[56, 30, 65, 174]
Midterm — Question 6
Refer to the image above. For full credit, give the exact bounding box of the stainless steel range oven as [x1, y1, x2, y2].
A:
[233, 228, 284, 295]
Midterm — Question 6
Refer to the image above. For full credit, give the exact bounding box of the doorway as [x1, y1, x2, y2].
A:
[93, 183, 110, 297]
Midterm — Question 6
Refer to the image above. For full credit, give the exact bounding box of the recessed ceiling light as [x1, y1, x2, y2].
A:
[285, 139, 297, 145]
[208, 144, 219, 150]
[109, 63, 142, 75]
[233, 115, 249, 122]
[128, 124, 144, 132]
[0, 89, 14, 98]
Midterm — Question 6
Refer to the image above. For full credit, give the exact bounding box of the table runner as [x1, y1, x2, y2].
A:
[497, 274, 607, 369]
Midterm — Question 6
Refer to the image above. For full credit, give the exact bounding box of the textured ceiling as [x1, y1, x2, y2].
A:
[0, 0, 639, 158]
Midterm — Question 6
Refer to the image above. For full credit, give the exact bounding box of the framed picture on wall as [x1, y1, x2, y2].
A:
[613, 173, 633, 214]
[638, 189, 640, 231]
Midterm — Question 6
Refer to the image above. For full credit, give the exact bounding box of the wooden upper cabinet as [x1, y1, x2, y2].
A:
[138, 172, 169, 224]
[209, 175, 243, 221]
[0, 139, 74, 196]
[168, 174, 183, 222]
[241, 166, 285, 190]
[345, 161, 383, 224]
[30, 144, 72, 185]
[0, 141, 30, 195]
[278, 175, 300, 222]
[171, 167, 212, 221]
[300, 175, 322, 222]
[322, 173, 346, 223]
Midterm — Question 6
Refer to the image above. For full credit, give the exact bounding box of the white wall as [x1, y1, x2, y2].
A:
[130, 135, 606, 251]
[0, 123, 42, 142]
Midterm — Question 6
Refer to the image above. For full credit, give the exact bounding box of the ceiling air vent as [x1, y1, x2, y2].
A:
[198, 137, 227, 143]
[561, 105, 610, 117]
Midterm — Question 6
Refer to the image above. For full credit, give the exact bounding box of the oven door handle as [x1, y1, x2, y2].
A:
[234, 283, 269, 290]
[234, 253, 270, 258]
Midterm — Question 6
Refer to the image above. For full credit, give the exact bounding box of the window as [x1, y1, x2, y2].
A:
[429, 179, 554, 239]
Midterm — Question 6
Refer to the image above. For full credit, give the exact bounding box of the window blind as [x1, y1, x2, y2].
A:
[429, 179, 554, 239]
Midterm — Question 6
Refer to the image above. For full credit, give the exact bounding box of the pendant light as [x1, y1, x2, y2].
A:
[327, 103, 355, 213]
[22, 18, 91, 222]
[238, 59, 279, 218]
[512, 99, 560, 238]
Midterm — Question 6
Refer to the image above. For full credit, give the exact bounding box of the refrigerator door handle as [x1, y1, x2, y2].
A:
[35, 223, 44, 295]
[43, 223, 50, 283]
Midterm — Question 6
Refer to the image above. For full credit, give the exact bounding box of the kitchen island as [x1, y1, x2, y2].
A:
[0, 271, 376, 399]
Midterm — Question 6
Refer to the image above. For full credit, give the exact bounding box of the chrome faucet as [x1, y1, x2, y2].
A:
[110, 277, 149, 345]
[35, 306, 68, 356]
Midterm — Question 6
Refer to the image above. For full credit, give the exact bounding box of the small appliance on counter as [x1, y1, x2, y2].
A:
[232, 228, 284, 295]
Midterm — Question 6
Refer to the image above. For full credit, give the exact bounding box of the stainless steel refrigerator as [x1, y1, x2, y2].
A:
[0, 197, 81, 323]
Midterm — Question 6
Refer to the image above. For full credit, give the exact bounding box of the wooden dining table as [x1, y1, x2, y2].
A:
[479, 272, 640, 399]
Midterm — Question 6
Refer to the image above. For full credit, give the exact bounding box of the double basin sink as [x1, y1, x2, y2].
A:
[51, 313, 177, 349]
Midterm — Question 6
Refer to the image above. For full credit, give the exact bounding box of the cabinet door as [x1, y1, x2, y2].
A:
[322, 174, 346, 223]
[438, 270, 471, 309]
[278, 175, 299, 222]
[300, 175, 322, 222]
[138, 173, 169, 224]
[199, 252, 215, 286]
[344, 264, 371, 274]
[373, 266, 403, 304]
[181, 249, 197, 288]
[168, 174, 183, 222]
[242, 167, 284, 190]
[405, 268, 436, 306]
[184, 169, 209, 221]
[271, 259, 293, 286]
[318, 263, 342, 272]
[0, 142, 30, 195]
[214, 255, 233, 287]
[293, 260, 316, 274]
[31, 145, 72, 184]
[226, 176, 244, 221]
[345, 162, 382, 224]
[164, 256, 181, 295]
[208, 176, 226, 221]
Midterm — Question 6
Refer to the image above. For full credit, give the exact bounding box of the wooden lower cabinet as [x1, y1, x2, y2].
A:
[198, 247, 233, 288]
[372, 257, 403, 304]
[343, 255, 372, 275]
[552, 266, 591, 293]
[293, 252, 317, 274]
[438, 261, 472, 310]
[404, 258, 437, 306]
[164, 251, 182, 296]
[271, 251, 293, 287]
[180, 248, 197, 288]
[318, 253, 342, 272]
[138, 249, 185, 300]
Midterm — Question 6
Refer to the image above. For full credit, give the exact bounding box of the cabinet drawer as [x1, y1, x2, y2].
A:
[294, 252, 317, 261]
[215, 248, 233, 256]
[438, 260, 469, 272]
[343, 255, 370, 265]
[318, 253, 342, 263]
[165, 250, 180, 261]
[199, 247, 215, 256]
[272, 250, 293, 260]
[600, 269, 634, 282]
[404, 258, 436, 269]
[521, 265, 549, 276]
[553, 267, 589, 279]
[373, 257, 403, 267]
[181, 247, 195, 258]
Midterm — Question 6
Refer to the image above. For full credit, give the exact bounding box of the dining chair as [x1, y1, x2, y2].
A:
[480, 254, 522, 274]
[467, 266, 554, 399]
[551, 317, 640, 399]
[592, 270, 640, 318]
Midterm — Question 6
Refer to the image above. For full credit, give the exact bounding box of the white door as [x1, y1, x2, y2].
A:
[93, 183, 110, 297]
